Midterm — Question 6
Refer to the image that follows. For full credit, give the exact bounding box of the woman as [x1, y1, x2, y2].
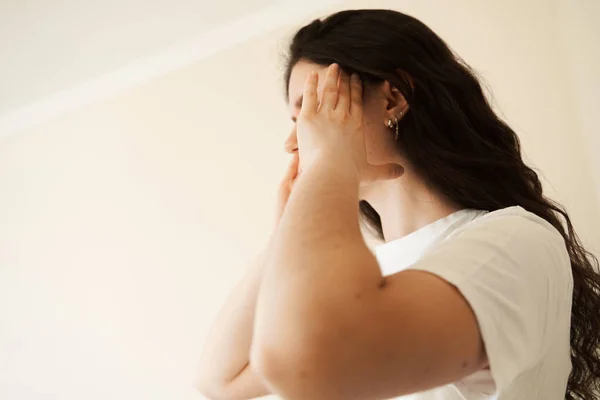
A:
[197, 9, 600, 400]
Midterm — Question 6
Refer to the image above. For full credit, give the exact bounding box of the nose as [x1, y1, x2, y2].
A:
[283, 126, 298, 154]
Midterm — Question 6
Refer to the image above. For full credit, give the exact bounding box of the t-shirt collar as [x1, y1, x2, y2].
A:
[375, 208, 485, 276]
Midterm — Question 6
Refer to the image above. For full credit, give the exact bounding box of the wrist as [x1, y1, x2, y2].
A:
[312, 150, 360, 184]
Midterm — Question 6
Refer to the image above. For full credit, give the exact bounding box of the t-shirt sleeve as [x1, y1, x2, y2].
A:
[405, 212, 572, 392]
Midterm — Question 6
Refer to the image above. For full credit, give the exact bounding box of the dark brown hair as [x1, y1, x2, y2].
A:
[284, 9, 600, 399]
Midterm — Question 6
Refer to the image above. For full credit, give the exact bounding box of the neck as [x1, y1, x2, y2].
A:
[361, 171, 461, 242]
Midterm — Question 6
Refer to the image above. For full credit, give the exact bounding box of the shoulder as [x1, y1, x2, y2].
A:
[411, 206, 572, 286]
[446, 206, 570, 269]
[414, 206, 573, 290]
[411, 207, 573, 391]
[457, 206, 563, 241]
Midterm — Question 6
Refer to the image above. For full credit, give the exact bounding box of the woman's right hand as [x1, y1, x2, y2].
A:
[276, 154, 300, 226]
[197, 156, 299, 400]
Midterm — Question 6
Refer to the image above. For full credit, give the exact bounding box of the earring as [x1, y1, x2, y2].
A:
[386, 110, 405, 140]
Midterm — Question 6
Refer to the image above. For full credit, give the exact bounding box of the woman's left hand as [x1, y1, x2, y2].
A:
[296, 63, 403, 183]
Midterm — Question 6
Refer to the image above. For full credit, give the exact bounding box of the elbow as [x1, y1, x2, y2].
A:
[194, 371, 237, 400]
[249, 341, 283, 388]
[194, 377, 226, 400]
[250, 342, 304, 399]
[250, 339, 333, 400]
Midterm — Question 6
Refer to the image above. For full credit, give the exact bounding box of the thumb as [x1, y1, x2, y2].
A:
[362, 163, 404, 183]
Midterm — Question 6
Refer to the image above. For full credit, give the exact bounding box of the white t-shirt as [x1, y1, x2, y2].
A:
[375, 206, 573, 400]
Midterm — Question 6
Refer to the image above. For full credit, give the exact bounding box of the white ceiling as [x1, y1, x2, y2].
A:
[0, 0, 276, 113]
[0, 0, 342, 138]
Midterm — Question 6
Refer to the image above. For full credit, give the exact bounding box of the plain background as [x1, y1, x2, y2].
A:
[0, 1, 598, 399]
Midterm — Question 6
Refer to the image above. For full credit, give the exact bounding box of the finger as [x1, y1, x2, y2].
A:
[282, 154, 300, 183]
[290, 154, 300, 181]
[350, 73, 364, 116]
[362, 163, 404, 183]
[336, 70, 351, 112]
[320, 63, 340, 111]
[301, 71, 319, 115]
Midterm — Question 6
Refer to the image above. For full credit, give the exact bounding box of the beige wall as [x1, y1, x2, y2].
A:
[553, 0, 600, 205]
[1, 1, 598, 399]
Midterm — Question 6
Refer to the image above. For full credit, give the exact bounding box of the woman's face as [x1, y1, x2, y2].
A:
[285, 60, 405, 173]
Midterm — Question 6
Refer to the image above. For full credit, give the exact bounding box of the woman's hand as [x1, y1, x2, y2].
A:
[275, 153, 300, 226]
[295, 63, 403, 183]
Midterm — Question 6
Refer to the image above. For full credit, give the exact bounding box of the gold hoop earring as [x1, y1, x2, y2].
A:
[386, 110, 405, 141]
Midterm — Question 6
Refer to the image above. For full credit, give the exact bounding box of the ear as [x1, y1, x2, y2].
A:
[381, 80, 410, 123]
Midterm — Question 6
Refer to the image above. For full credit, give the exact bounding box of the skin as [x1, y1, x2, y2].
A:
[196, 159, 299, 400]
[285, 61, 461, 240]
[197, 61, 487, 400]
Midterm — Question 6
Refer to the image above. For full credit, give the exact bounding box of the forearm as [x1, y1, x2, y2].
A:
[253, 154, 382, 352]
[197, 251, 268, 398]
[271, 152, 365, 260]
